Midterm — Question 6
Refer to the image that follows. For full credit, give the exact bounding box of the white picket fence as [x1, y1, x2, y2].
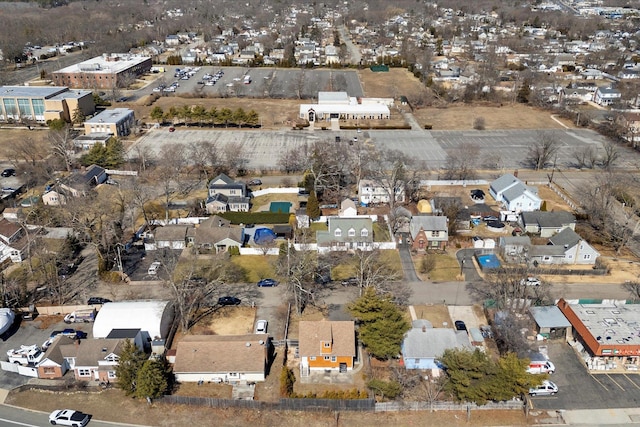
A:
[239, 248, 280, 256]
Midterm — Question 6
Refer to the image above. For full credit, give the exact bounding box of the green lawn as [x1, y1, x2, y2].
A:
[428, 254, 461, 281]
[373, 222, 391, 242]
[330, 250, 402, 281]
[231, 255, 278, 282]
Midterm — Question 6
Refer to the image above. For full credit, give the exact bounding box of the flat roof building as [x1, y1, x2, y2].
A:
[0, 86, 94, 124]
[52, 53, 152, 89]
[300, 91, 391, 124]
[84, 108, 135, 137]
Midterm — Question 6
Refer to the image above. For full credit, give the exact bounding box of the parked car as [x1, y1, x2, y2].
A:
[148, 261, 161, 275]
[168, 127, 175, 132]
[49, 409, 90, 426]
[1, 168, 16, 177]
[454, 320, 467, 331]
[483, 215, 499, 222]
[62, 329, 87, 339]
[257, 278, 278, 287]
[341, 277, 358, 286]
[529, 380, 558, 396]
[218, 296, 241, 306]
[520, 277, 541, 287]
[255, 319, 268, 334]
[248, 179, 262, 186]
[87, 297, 111, 305]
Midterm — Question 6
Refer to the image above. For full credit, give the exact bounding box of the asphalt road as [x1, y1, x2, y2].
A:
[0, 405, 141, 427]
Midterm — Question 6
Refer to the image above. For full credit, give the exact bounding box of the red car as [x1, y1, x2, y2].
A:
[169, 127, 175, 132]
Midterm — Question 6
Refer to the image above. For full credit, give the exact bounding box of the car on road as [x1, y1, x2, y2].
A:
[529, 380, 558, 396]
[257, 278, 278, 287]
[248, 179, 262, 186]
[218, 296, 241, 306]
[168, 127, 175, 132]
[1, 168, 16, 177]
[454, 320, 467, 331]
[255, 319, 268, 334]
[520, 277, 541, 286]
[341, 277, 358, 286]
[49, 408, 90, 426]
[87, 297, 111, 305]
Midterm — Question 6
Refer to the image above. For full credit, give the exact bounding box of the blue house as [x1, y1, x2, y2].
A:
[402, 320, 471, 370]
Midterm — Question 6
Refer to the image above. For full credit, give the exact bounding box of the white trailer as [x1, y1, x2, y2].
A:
[7, 345, 44, 366]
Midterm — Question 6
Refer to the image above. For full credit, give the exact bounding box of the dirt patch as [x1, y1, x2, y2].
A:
[358, 68, 425, 99]
[412, 103, 572, 131]
[173, 382, 233, 398]
[187, 306, 256, 336]
[0, 128, 50, 161]
[411, 304, 452, 327]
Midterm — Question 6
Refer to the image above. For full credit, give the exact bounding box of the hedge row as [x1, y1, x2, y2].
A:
[219, 212, 290, 224]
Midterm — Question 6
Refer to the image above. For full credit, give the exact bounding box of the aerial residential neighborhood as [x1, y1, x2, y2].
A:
[0, 0, 640, 426]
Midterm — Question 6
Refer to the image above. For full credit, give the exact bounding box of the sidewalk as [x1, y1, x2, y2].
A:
[557, 408, 640, 425]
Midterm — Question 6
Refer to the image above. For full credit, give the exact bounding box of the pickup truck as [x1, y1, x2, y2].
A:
[49, 409, 90, 426]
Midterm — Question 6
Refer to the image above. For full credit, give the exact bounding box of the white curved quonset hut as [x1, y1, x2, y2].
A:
[93, 300, 173, 341]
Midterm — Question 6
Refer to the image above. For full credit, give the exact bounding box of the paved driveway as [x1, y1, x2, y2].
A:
[456, 249, 483, 282]
[398, 246, 420, 282]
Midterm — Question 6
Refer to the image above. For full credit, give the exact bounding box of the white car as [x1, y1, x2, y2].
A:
[529, 380, 558, 396]
[148, 261, 161, 275]
[49, 409, 90, 426]
[520, 277, 541, 286]
[255, 319, 268, 334]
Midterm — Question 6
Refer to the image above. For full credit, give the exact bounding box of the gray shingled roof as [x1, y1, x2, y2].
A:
[522, 211, 576, 228]
[548, 228, 581, 248]
[490, 174, 519, 194]
[403, 327, 471, 359]
[409, 215, 447, 239]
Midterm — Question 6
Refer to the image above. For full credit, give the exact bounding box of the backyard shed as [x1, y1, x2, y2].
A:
[528, 306, 572, 340]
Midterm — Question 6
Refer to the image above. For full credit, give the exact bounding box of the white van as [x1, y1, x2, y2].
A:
[527, 360, 555, 374]
[148, 262, 161, 275]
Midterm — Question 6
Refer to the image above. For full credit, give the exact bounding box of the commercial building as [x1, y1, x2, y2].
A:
[0, 86, 94, 124]
[84, 108, 135, 137]
[299, 91, 391, 124]
[557, 298, 640, 371]
[52, 53, 152, 89]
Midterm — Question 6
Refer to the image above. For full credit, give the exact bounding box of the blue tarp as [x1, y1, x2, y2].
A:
[476, 254, 501, 271]
[253, 228, 276, 245]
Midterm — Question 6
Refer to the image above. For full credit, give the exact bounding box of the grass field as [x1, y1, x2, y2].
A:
[231, 255, 277, 282]
[414, 253, 461, 282]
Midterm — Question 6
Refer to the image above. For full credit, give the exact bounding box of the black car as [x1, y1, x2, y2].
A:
[1, 168, 15, 177]
[257, 278, 278, 287]
[454, 320, 467, 331]
[248, 179, 262, 186]
[88, 297, 112, 305]
[218, 296, 241, 306]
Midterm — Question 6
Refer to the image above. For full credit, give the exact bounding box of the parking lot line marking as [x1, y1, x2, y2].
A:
[591, 375, 610, 391]
[605, 374, 626, 391]
[0, 418, 39, 427]
[623, 374, 640, 389]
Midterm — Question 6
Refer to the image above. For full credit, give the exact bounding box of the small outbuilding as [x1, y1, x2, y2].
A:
[93, 300, 174, 342]
[528, 306, 572, 340]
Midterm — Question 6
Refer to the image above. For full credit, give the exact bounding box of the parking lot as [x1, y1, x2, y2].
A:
[529, 341, 640, 410]
[141, 66, 364, 100]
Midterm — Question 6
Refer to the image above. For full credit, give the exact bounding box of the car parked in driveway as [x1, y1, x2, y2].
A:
[255, 319, 268, 334]
[1, 168, 16, 177]
[529, 380, 558, 396]
[257, 278, 278, 287]
[248, 179, 262, 186]
[454, 320, 467, 331]
[218, 296, 241, 306]
[520, 277, 541, 286]
[49, 409, 90, 426]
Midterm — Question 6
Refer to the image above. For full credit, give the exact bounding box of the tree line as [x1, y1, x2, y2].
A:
[150, 105, 260, 128]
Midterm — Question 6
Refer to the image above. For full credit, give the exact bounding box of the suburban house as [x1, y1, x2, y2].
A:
[358, 179, 405, 206]
[298, 320, 356, 376]
[42, 165, 107, 206]
[172, 334, 270, 383]
[0, 218, 31, 263]
[409, 215, 448, 251]
[401, 320, 471, 370]
[60, 338, 127, 382]
[520, 211, 576, 237]
[206, 173, 250, 213]
[489, 174, 542, 212]
[193, 216, 243, 253]
[617, 112, 640, 146]
[593, 87, 622, 106]
[151, 224, 191, 250]
[499, 228, 600, 265]
[316, 217, 374, 252]
[37, 336, 73, 379]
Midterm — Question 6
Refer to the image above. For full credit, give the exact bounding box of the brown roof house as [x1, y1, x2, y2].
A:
[60, 338, 130, 382]
[0, 218, 33, 263]
[409, 215, 448, 251]
[193, 216, 243, 253]
[173, 334, 270, 383]
[298, 320, 356, 376]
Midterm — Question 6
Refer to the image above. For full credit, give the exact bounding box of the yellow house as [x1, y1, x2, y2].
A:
[298, 320, 356, 376]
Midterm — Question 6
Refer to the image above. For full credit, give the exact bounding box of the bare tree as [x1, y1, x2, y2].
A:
[572, 145, 598, 169]
[366, 148, 412, 212]
[526, 131, 560, 170]
[49, 126, 75, 172]
[623, 281, 640, 300]
[223, 141, 248, 176]
[350, 248, 402, 296]
[442, 142, 480, 181]
[600, 141, 619, 170]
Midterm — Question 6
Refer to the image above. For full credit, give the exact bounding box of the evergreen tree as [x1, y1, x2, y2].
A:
[517, 79, 531, 103]
[71, 106, 85, 125]
[348, 287, 410, 360]
[114, 340, 147, 396]
[150, 106, 164, 123]
[307, 191, 321, 219]
[47, 118, 66, 131]
[135, 359, 170, 399]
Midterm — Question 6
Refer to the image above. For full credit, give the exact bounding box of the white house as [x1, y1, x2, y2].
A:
[173, 335, 269, 383]
[489, 174, 542, 212]
[358, 179, 405, 206]
[93, 301, 174, 341]
[594, 87, 622, 106]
